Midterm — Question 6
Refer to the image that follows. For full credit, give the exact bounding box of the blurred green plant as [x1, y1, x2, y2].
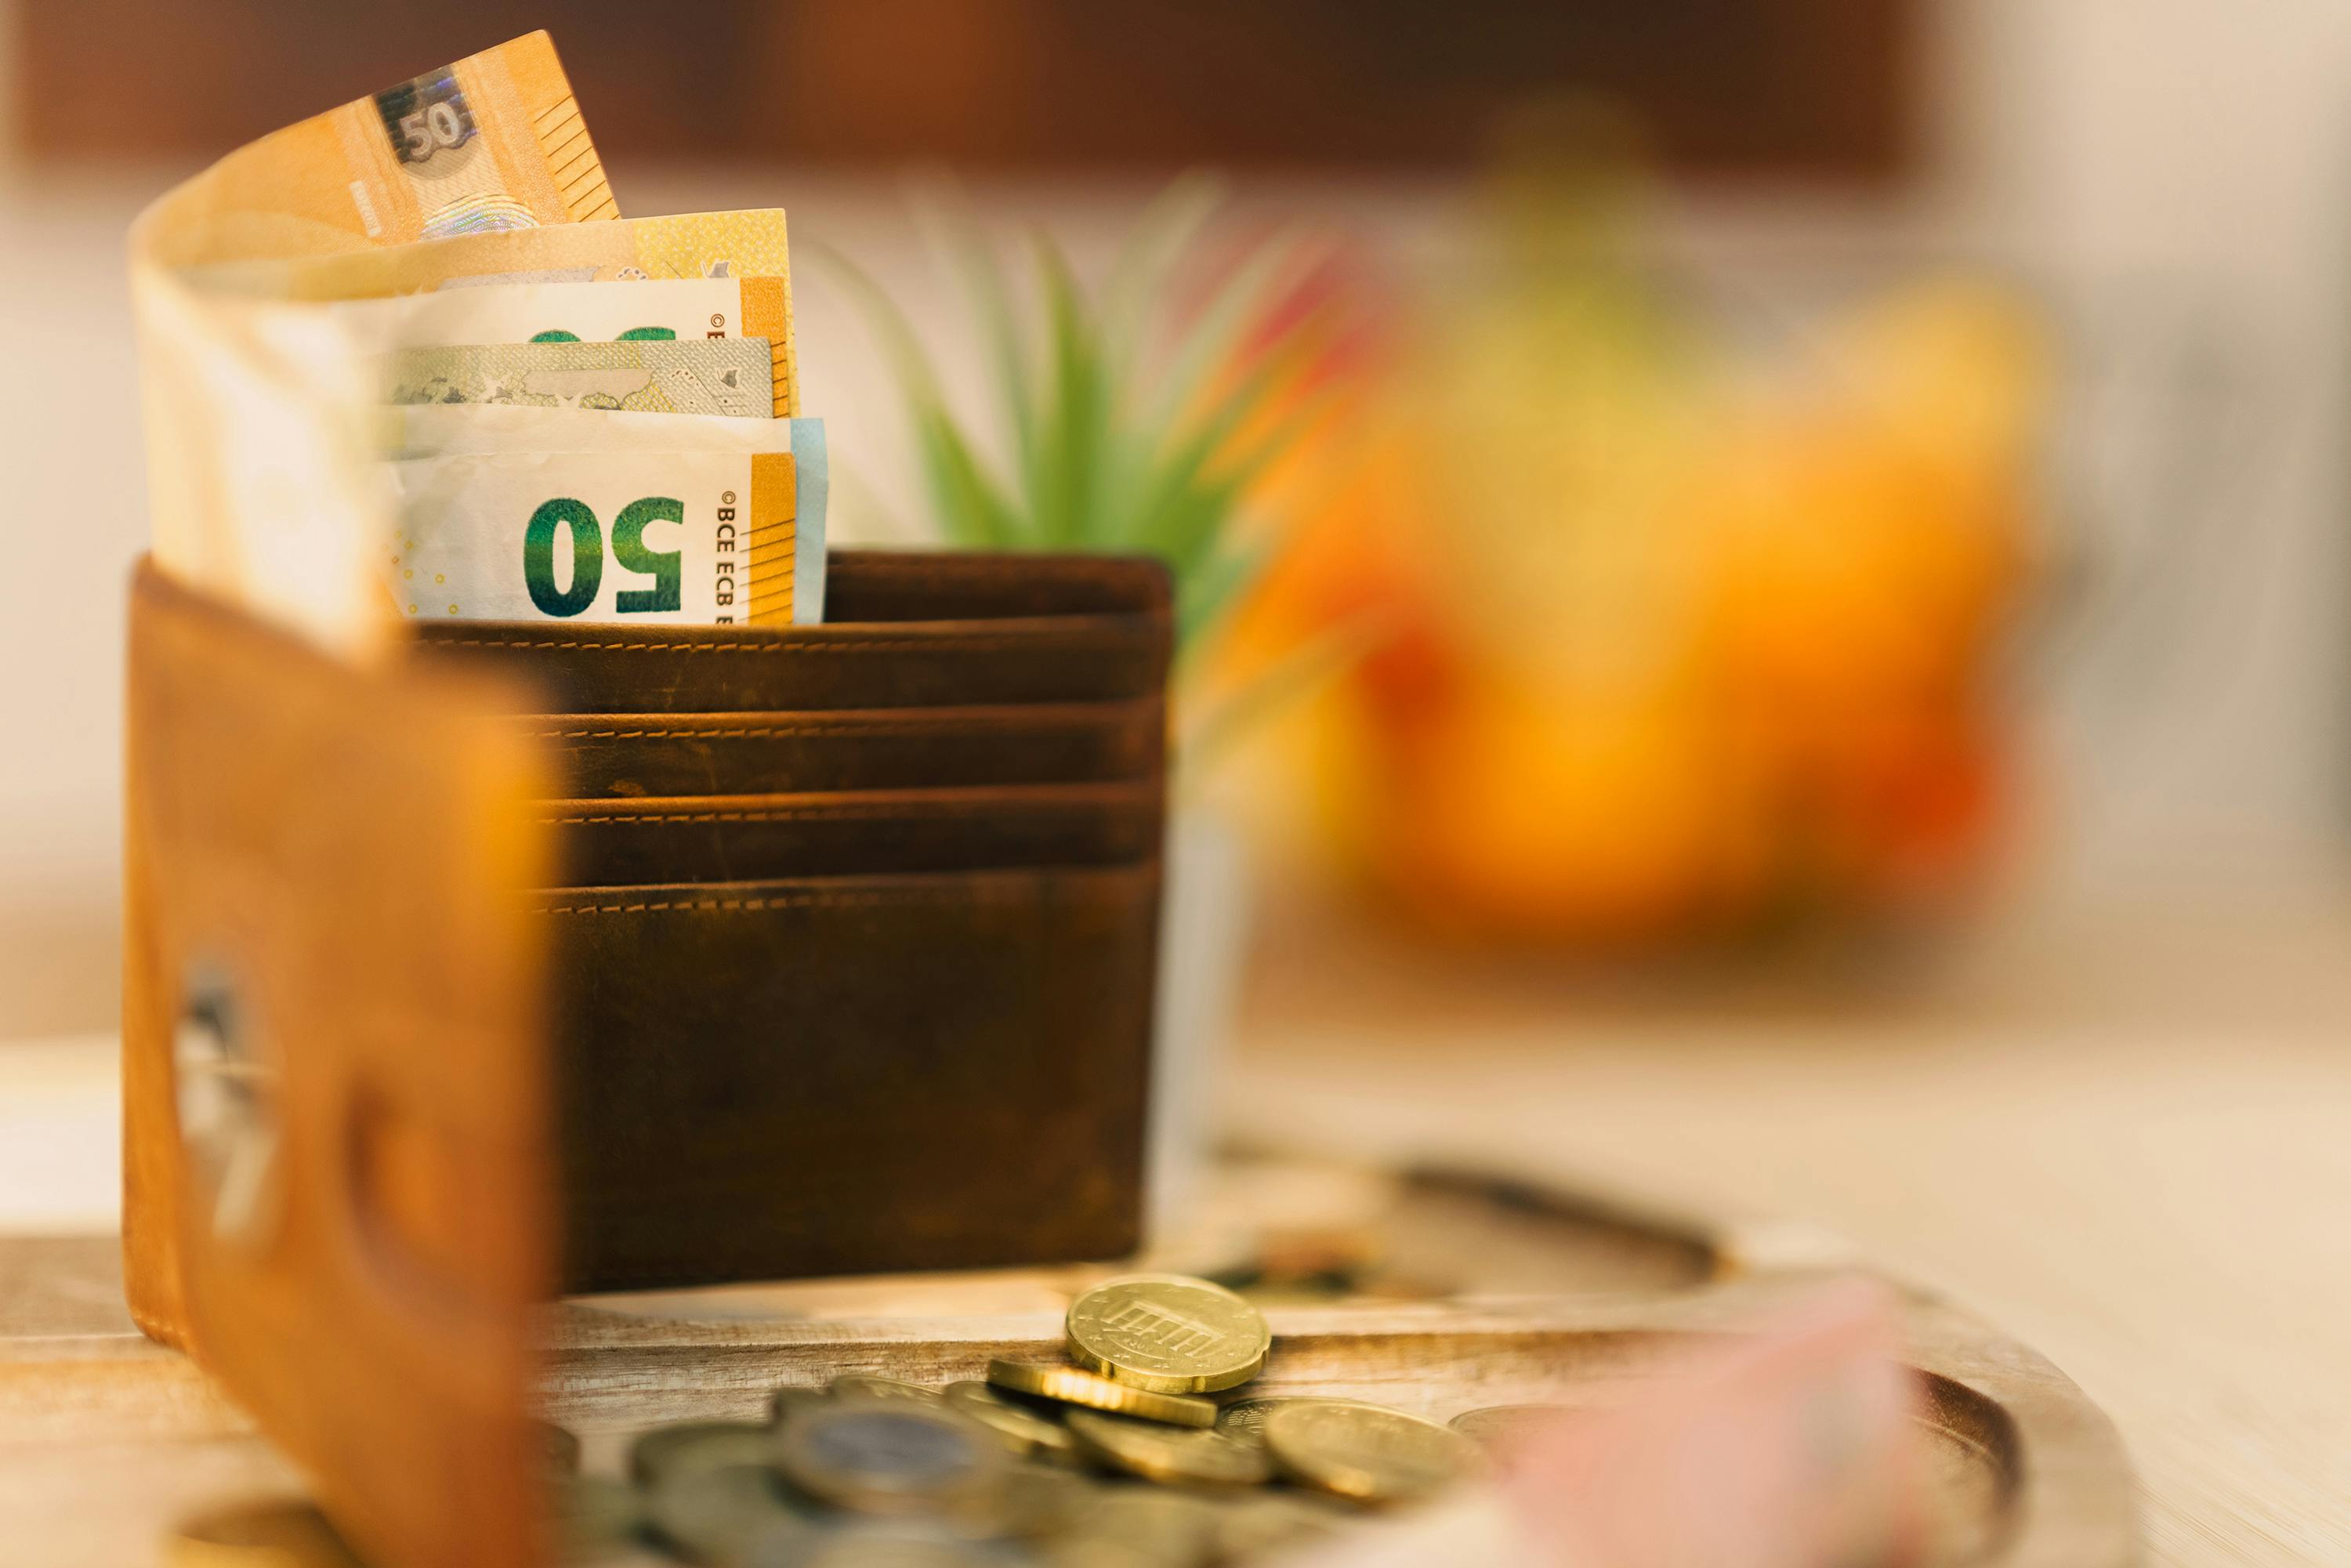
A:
[817, 178, 1326, 658]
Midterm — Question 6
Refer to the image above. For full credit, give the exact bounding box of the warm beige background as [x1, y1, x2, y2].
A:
[5, 10, 2351, 1558]
[6, 888, 2349, 1562]
[6, 1, 2351, 1037]
[1225, 890, 2351, 1565]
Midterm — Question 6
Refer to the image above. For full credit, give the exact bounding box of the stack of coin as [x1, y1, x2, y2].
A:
[176, 1272, 1575, 1564]
[537, 1273, 1518, 1563]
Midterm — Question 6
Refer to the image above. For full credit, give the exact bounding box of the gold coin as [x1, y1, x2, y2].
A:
[1065, 1274, 1270, 1394]
[944, 1379, 1080, 1461]
[168, 1499, 365, 1568]
[1051, 1489, 1225, 1567]
[1215, 1396, 1331, 1444]
[991, 1460, 1104, 1541]
[1064, 1409, 1273, 1488]
[1449, 1403, 1575, 1447]
[1213, 1492, 1360, 1559]
[986, 1358, 1216, 1427]
[627, 1418, 772, 1486]
[1262, 1400, 1480, 1505]
[772, 1398, 1006, 1515]
[829, 1374, 942, 1403]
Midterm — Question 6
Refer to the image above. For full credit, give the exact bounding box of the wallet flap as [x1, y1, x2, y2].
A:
[124, 560, 556, 1568]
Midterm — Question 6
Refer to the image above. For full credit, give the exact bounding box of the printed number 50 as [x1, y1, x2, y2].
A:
[398, 103, 467, 160]
[523, 497, 683, 617]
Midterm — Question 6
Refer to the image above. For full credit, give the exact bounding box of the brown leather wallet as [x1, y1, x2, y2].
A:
[129, 548, 1172, 1329]
[122, 548, 1172, 1563]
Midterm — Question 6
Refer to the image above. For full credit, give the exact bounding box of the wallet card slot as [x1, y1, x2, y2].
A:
[538, 862, 1160, 1289]
[542, 780, 1163, 886]
[415, 612, 1171, 714]
[823, 549, 1172, 623]
[523, 700, 1165, 799]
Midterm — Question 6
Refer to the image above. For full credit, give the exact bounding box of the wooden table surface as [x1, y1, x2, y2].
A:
[5, 891, 2347, 1566]
[1226, 890, 2351, 1567]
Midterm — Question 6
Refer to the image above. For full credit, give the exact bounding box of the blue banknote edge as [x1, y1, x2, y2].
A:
[792, 417, 828, 625]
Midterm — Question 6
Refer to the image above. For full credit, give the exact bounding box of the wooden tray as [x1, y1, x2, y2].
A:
[0, 1153, 2135, 1567]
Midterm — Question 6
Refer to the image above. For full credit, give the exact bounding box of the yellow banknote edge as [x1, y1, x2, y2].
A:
[748, 451, 799, 625]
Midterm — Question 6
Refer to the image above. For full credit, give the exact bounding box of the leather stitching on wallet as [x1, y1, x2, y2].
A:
[541, 806, 1143, 825]
[529, 723, 1127, 740]
[425, 632, 1150, 654]
[537, 886, 1138, 916]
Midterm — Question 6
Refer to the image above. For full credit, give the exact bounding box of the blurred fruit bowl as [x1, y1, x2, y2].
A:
[1215, 204, 2051, 948]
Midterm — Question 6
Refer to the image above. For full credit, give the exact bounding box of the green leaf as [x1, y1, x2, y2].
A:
[824, 183, 1337, 706]
[914, 403, 1021, 549]
[813, 237, 1025, 549]
[913, 189, 1040, 516]
[1175, 537, 1271, 650]
[1031, 237, 1111, 548]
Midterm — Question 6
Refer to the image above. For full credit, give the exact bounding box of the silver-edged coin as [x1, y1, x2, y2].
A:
[558, 1474, 649, 1560]
[646, 1460, 818, 1566]
[773, 1399, 1007, 1516]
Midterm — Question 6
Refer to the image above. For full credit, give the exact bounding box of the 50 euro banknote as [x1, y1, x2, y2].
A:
[136, 31, 612, 271]
[353, 281, 795, 415]
[135, 31, 621, 653]
[201, 210, 800, 415]
[386, 411, 827, 627]
[385, 338, 775, 418]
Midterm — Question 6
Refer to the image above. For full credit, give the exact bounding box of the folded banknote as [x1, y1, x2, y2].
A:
[384, 339, 774, 418]
[134, 33, 624, 653]
[333, 277, 794, 416]
[201, 210, 800, 416]
[137, 31, 611, 271]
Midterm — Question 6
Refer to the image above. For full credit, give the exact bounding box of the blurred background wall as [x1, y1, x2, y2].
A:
[0, 0, 2347, 1038]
